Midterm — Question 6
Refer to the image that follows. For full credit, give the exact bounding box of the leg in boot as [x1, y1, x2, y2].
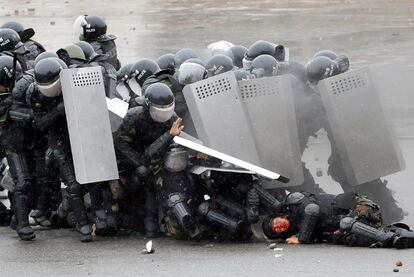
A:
[55, 148, 91, 242]
[7, 153, 35, 240]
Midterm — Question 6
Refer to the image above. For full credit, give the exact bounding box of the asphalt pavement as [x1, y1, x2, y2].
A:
[2, 0, 414, 276]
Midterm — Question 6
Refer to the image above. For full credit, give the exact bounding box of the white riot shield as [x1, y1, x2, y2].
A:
[106, 97, 129, 132]
[61, 67, 119, 184]
[318, 67, 405, 185]
[182, 71, 261, 165]
[238, 75, 304, 188]
[174, 136, 289, 183]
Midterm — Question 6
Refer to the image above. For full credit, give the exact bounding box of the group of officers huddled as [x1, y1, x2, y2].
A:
[0, 15, 413, 249]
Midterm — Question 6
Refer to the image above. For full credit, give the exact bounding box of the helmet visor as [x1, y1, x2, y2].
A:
[149, 103, 175, 123]
[37, 78, 62, 97]
[127, 77, 142, 97]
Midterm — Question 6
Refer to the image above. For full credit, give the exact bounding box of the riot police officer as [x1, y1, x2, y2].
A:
[28, 58, 92, 242]
[114, 83, 183, 237]
[77, 15, 120, 70]
[303, 54, 405, 223]
[0, 28, 30, 71]
[1, 21, 45, 68]
[0, 56, 36, 240]
[263, 191, 414, 249]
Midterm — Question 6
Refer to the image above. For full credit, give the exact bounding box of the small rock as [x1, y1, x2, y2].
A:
[146, 240, 154, 253]
[274, 254, 282, 258]
[273, 248, 283, 252]
[142, 240, 154, 254]
[50, 21, 55, 26]
[204, 244, 214, 248]
[268, 243, 277, 249]
[393, 268, 399, 273]
[396, 260, 403, 267]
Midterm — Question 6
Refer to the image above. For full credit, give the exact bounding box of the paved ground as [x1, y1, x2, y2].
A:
[2, 0, 414, 276]
[1, 227, 414, 277]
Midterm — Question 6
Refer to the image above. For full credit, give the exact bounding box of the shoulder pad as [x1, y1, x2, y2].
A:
[96, 34, 117, 42]
[285, 192, 306, 205]
[13, 74, 34, 94]
[125, 106, 145, 119]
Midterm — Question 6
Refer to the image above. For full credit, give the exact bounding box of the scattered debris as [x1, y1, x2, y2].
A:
[27, 8, 35, 16]
[393, 268, 399, 273]
[274, 254, 282, 258]
[268, 243, 277, 249]
[204, 244, 214, 248]
[396, 260, 403, 267]
[273, 248, 283, 252]
[142, 240, 155, 254]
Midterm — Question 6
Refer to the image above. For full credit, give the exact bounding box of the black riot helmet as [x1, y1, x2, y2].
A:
[34, 57, 67, 97]
[74, 41, 95, 60]
[205, 54, 234, 77]
[1, 22, 24, 34]
[59, 45, 86, 64]
[178, 58, 206, 85]
[117, 63, 133, 82]
[313, 50, 338, 60]
[334, 55, 350, 74]
[1, 21, 35, 42]
[314, 50, 350, 74]
[34, 51, 59, 66]
[174, 48, 198, 69]
[83, 15, 107, 40]
[0, 28, 23, 52]
[230, 45, 248, 68]
[251, 54, 279, 78]
[127, 59, 160, 96]
[145, 83, 175, 123]
[243, 40, 286, 69]
[157, 53, 175, 71]
[305, 56, 339, 84]
[0, 55, 22, 89]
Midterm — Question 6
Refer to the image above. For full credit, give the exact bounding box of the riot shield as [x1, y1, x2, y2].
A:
[238, 75, 304, 188]
[174, 136, 289, 183]
[182, 71, 261, 165]
[106, 97, 129, 132]
[318, 67, 405, 185]
[60, 67, 119, 184]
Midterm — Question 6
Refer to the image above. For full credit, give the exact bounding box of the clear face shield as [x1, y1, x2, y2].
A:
[115, 82, 132, 102]
[149, 102, 175, 123]
[37, 78, 62, 97]
[127, 76, 143, 97]
[73, 15, 88, 37]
